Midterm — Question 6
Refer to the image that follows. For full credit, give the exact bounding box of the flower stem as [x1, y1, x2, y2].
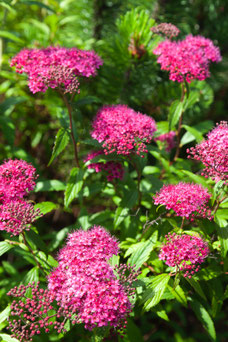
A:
[173, 81, 189, 162]
[21, 232, 46, 274]
[59, 89, 80, 167]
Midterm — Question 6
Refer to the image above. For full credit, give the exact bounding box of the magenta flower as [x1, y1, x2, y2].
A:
[48, 226, 139, 330]
[187, 121, 228, 183]
[151, 23, 180, 39]
[154, 182, 212, 220]
[10, 46, 103, 93]
[0, 199, 41, 236]
[0, 159, 37, 200]
[154, 131, 176, 152]
[91, 105, 156, 156]
[159, 232, 209, 277]
[84, 150, 124, 181]
[153, 35, 221, 83]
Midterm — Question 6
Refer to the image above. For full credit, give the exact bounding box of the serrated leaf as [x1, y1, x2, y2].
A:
[142, 274, 170, 310]
[64, 167, 84, 207]
[48, 127, 70, 166]
[169, 100, 183, 130]
[35, 179, 66, 192]
[128, 231, 158, 269]
[190, 298, 216, 341]
[34, 201, 58, 215]
[0, 241, 13, 256]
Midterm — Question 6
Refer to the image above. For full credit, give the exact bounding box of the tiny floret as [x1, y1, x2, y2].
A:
[154, 131, 176, 152]
[91, 105, 156, 156]
[151, 23, 180, 39]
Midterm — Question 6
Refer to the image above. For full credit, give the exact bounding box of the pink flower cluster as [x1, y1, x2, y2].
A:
[154, 131, 176, 152]
[48, 226, 139, 330]
[151, 23, 180, 39]
[91, 105, 157, 156]
[153, 35, 221, 83]
[154, 182, 212, 220]
[10, 46, 103, 93]
[159, 232, 209, 277]
[7, 282, 71, 342]
[0, 159, 37, 200]
[0, 159, 40, 236]
[84, 150, 124, 182]
[187, 121, 228, 183]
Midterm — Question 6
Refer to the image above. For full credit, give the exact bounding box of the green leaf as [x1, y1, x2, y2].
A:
[34, 201, 58, 215]
[0, 116, 15, 146]
[168, 285, 188, 307]
[74, 96, 101, 106]
[183, 91, 199, 109]
[142, 274, 170, 310]
[35, 179, 66, 192]
[168, 100, 183, 130]
[64, 167, 84, 207]
[155, 308, 169, 321]
[48, 226, 74, 252]
[216, 225, 228, 257]
[25, 230, 48, 253]
[181, 170, 209, 189]
[0, 242, 13, 256]
[186, 277, 207, 300]
[181, 124, 203, 143]
[0, 305, 10, 324]
[23, 266, 39, 284]
[20, 0, 55, 12]
[48, 128, 70, 166]
[0, 30, 23, 43]
[114, 207, 129, 228]
[0, 334, 19, 342]
[190, 298, 216, 341]
[128, 231, 158, 269]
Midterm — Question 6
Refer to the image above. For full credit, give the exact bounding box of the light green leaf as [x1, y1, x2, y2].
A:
[48, 127, 70, 166]
[35, 179, 66, 192]
[181, 124, 203, 143]
[0, 305, 10, 324]
[169, 100, 183, 130]
[142, 274, 170, 310]
[0, 242, 13, 256]
[128, 231, 158, 269]
[34, 201, 58, 215]
[183, 91, 199, 109]
[0, 334, 20, 342]
[114, 207, 129, 228]
[190, 298, 216, 341]
[64, 167, 84, 207]
[0, 30, 23, 43]
[186, 277, 207, 300]
[23, 266, 39, 284]
[168, 285, 187, 307]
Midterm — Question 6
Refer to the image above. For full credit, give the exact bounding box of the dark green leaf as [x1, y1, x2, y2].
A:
[0, 241, 13, 256]
[64, 167, 85, 207]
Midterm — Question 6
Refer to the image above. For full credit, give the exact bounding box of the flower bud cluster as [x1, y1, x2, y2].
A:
[154, 182, 212, 220]
[7, 282, 71, 342]
[84, 150, 124, 181]
[159, 233, 209, 277]
[151, 23, 180, 39]
[187, 121, 228, 183]
[0, 159, 41, 236]
[91, 105, 156, 156]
